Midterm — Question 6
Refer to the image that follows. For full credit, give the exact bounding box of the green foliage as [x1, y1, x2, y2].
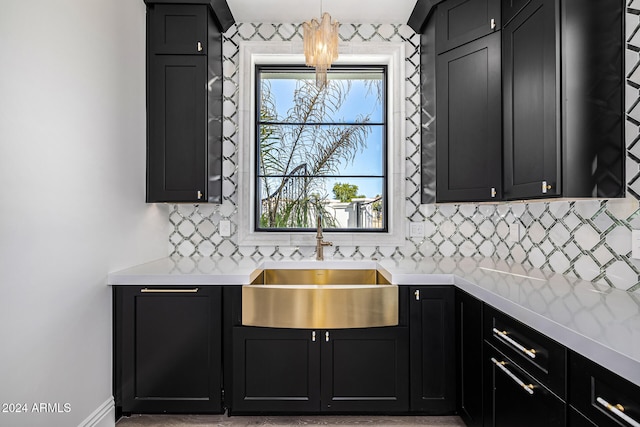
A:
[258, 75, 380, 229]
[332, 182, 360, 202]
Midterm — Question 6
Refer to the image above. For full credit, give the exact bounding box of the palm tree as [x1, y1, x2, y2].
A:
[258, 75, 378, 229]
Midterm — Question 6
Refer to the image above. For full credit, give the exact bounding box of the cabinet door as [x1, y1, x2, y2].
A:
[231, 327, 321, 413]
[484, 344, 565, 427]
[455, 290, 483, 427]
[409, 286, 456, 413]
[116, 286, 222, 414]
[321, 327, 409, 412]
[436, 0, 501, 53]
[502, 0, 559, 200]
[436, 31, 502, 202]
[148, 4, 207, 55]
[147, 54, 207, 202]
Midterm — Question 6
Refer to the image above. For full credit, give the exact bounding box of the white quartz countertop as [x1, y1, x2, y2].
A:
[108, 256, 640, 387]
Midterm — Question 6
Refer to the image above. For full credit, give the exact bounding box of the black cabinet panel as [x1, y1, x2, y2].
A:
[409, 287, 455, 413]
[436, 0, 501, 53]
[322, 328, 409, 412]
[455, 290, 483, 427]
[484, 343, 565, 427]
[149, 4, 207, 54]
[147, 55, 207, 202]
[231, 327, 321, 413]
[145, 3, 225, 203]
[436, 32, 502, 202]
[502, 0, 559, 199]
[569, 352, 640, 427]
[502, 0, 533, 25]
[115, 286, 222, 414]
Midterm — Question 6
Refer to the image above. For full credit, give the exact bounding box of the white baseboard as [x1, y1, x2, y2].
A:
[77, 397, 114, 427]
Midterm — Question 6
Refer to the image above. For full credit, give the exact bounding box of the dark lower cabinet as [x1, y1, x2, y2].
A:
[455, 289, 483, 427]
[321, 328, 409, 412]
[113, 286, 222, 415]
[230, 326, 409, 414]
[569, 352, 640, 427]
[231, 327, 321, 413]
[409, 286, 455, 413]
[484, 343, 565, 427]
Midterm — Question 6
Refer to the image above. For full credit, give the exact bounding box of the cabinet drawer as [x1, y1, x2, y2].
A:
[569, 352, 640, 427]
[484, 343, 565, 426]
[484, 306, 565, 398]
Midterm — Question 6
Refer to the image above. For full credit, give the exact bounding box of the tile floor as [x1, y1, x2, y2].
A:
[115, 414, 466, 426]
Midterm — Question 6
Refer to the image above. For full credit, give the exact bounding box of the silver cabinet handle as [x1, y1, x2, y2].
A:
[312, 331, 316, 342]
[197, 190, 203, 199]
[415, 290, 420, 300]
[141, 288, 199, 293]
[325, 331, 330, 342]
[493, 327, 537, 359]
[491, 357, 534, 395]
[491, 18, 496, 30]
[597, 397, 640, 427]
[491, 187, 496, 198]
[197, 41, 203, 52]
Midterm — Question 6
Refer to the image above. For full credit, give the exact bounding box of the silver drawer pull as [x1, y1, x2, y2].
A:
[325, 331, 330, 342]
[597, 397, 640, 427]
[491, 357, 534, 395]
[312, 331, 316, 342]
[141, 288, 199, 293]
[493, 327, 537, 359]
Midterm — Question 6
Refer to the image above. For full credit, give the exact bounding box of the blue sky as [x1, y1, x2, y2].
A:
[262, 72, 385, 199]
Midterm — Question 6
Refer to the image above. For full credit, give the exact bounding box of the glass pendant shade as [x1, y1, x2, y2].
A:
[303, 12, 339, 87]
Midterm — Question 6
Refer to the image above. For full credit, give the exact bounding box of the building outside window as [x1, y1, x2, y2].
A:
[255, 65, 387, 232]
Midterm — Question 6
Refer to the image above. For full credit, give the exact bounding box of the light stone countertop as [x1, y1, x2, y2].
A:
[108, 256, 640, 388]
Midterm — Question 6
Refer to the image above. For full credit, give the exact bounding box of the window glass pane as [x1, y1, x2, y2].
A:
[258, 124, 384, 176]
[257, 66, 386, 232]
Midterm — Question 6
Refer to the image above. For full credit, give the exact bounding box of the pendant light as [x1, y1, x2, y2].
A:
[303, 0, 339, 87]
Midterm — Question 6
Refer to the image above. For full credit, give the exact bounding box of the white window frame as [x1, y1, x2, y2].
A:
[237, 41, 406, 247]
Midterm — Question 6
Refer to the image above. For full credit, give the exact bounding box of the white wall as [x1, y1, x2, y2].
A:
[0, 1, 168, 426]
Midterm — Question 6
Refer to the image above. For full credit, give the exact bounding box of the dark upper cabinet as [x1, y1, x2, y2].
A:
[502, 0, 559, 200]
[436, 0, 501, 53]
[422, 0, 624, 203]
[149, 4, 208, 54]
[145, 1, 230, 203]
[409, 286, 455, 414]
[503, 0, 624, 200]
[113, 286, 223, 415]
[436, 31, 502, 202]
[147, 55, 207, 202]
[455, 289, 483, 427]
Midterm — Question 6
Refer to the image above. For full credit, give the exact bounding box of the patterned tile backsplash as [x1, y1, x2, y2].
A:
[168, 7, 640, 293]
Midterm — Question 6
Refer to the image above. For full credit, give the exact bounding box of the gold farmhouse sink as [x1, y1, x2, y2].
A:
[242, 269, 398, 329]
